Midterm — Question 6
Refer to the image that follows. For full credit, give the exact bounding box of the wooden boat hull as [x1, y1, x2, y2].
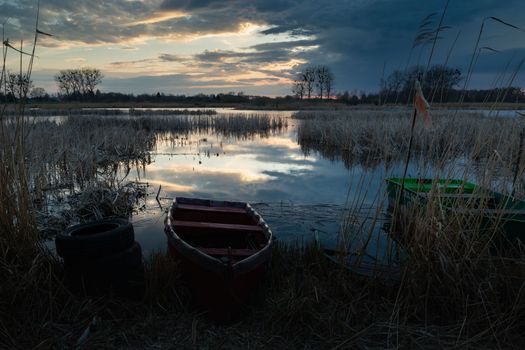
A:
[164, 197, 273, 320]
[386, 178, 525, 246]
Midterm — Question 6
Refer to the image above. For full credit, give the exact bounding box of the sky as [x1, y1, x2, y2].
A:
[1, 0, 525, 96]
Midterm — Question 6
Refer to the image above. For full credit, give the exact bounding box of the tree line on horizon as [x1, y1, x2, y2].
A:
[379, 64, 525, 105]
[0, 68, 104, 102]
[0, 64, 523, 105]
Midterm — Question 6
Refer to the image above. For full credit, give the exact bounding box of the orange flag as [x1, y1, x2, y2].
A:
[414, 80, 432, 128]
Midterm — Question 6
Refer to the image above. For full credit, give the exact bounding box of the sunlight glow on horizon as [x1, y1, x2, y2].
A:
[3, 2, 318, 95]
[22, 21, 313, 94]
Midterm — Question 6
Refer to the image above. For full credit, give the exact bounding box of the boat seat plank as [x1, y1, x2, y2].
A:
[197, 247, 257, 257]
[172, 220, 263, 233]
[176, 203, 248, 214]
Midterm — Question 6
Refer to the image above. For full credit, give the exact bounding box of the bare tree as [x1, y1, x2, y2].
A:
[384, 64, 461, 103]
[55, 71, 71, 96]
[383, 69, 404, 103]
[71, 69, 84, 95]
[82, 68, 103, 95]
[292, 78, 305, 99]
[303, 67, 316, 99]
[6, 72, 33, 100]
[30, 87, 47, 99]
[54, 68, 103, 99]
[315, 66, 328, 100]
[291, 65, 334, 100]
[324, 68, 335, 99]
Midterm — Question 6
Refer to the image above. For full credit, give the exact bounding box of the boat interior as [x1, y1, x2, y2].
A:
[170, 201, 268, 260]
[406, 180, 525, 215]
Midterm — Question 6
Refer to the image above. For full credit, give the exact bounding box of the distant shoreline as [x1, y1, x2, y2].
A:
[9, 101, 525, 111]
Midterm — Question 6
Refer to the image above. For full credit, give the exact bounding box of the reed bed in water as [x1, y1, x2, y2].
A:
[296, 110, 521, 171]
[329, 108, 525, 349]
[339, 184, 525, 349]
[13, 113, 286, 233]
[22, 113, 286, 191]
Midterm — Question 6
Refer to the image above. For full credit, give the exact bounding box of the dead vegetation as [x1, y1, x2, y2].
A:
[296, 110, 521, 172]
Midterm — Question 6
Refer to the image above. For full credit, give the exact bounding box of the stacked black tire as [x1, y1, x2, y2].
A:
[56, 218, 145, 299]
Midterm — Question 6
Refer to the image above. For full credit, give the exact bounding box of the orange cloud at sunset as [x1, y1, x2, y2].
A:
[127, 11, 189, 26]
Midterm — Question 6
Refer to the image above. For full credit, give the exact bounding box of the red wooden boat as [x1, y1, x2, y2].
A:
[164, 197, 273, 319]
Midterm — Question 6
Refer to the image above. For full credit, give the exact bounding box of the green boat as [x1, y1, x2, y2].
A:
[385, 178, 525, 246]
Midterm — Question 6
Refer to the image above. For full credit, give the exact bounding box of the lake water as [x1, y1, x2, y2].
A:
[38, 107, 518, 265]
[130, 125, 362, 255]
[59, 109, 394, 260]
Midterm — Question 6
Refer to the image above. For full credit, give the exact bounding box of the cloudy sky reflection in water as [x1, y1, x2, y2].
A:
[131, 127, 393, 255]
[144, 130, 353, 202]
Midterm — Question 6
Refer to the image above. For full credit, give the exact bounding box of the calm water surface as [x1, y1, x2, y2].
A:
[44, 107, 513, 262]
[100, 110, 396, 259]
[131, 128, 361, 254]
[39, 108, 512, 262]
[112, 108, 506, 260]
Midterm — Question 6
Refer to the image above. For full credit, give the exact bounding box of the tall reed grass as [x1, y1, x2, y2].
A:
[0, 8, 74, 349]
[25, 113, 286, 185]
[11, 113, 286, 234]
[296, 110, 522, 183]
[295, 108, 525, 347]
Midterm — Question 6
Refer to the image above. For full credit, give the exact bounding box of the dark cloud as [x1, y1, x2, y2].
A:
[158, 53, 183, 62]
[248, 39, 318, 52]
[110, 58, 157, 67]
[3, 0, 524, 92]
[194, 48, 292, 64]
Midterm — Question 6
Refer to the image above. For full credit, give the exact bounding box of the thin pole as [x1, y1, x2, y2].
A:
[400, 108, 418, 196]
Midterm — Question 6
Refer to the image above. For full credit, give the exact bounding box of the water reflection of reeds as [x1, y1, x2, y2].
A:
[17, 113, 287, 201]
[296, 110, 520, 170]
[4, 112, 286, 233]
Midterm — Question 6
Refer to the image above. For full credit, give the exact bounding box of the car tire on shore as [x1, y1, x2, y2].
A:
[64, 242, 145, 298]
[55, 218, 134, 259]
[56, 219, 145, 299]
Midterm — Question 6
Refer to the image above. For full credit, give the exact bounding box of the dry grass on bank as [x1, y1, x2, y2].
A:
[3, 240, 524, 349]
[342, 193, 525, 347]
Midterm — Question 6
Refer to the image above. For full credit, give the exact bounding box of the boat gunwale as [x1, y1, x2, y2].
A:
[386, 178, 525, 222]
[164, 197, 273, 277]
